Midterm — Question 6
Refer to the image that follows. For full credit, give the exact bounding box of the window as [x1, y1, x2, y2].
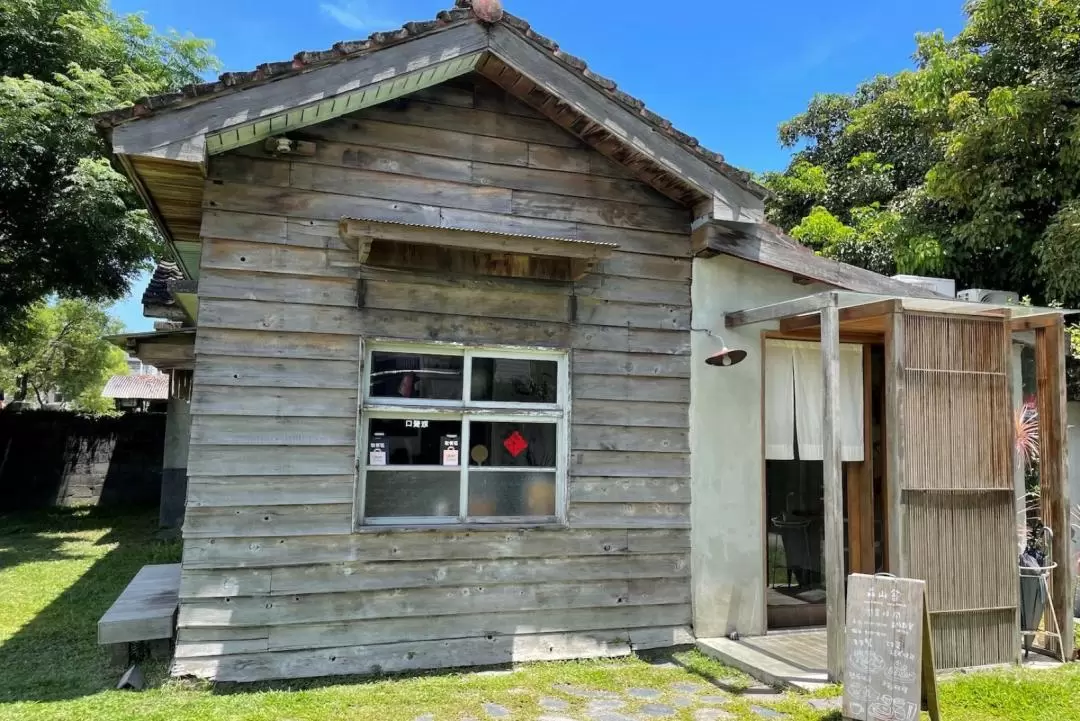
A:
[357, 344, 568, 527]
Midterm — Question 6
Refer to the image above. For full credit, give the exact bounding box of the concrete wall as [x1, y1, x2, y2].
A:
[0, 410, 164, 510]
[689, 254, 827, 638]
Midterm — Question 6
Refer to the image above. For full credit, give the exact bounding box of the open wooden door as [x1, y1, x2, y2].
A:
[886, 312, 1019, 669]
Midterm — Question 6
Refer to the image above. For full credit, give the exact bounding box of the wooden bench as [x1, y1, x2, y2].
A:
[98, 563, 181, 665]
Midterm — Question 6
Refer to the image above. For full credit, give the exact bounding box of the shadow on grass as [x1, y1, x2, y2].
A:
[0, 506, 179, 703]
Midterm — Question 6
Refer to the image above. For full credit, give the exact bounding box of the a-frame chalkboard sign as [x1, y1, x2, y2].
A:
[843, 573, 941, 721]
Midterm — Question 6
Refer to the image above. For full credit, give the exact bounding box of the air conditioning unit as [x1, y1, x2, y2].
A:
[956, 288, 1021, 305]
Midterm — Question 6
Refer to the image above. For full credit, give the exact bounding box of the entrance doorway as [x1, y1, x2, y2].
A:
[764, 341, 886, 629]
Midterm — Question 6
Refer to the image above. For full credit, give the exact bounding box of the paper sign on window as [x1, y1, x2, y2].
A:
[442, 434, 460, 466]
[368, 433, 388, 466]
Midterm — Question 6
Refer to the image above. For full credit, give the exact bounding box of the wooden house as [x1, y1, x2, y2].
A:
[99, 1, 1073, 684]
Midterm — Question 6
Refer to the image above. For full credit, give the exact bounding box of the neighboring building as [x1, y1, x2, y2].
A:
[97, 1, 1074, 684]
[101, 373, 169, 413]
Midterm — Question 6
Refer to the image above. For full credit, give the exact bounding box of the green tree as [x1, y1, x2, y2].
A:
[765, 0, 1080, 307]
[0, 299, 129, 412]
[0, 1, 217, 336]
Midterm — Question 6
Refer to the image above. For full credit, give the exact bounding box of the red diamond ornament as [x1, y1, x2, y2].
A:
[503, 430, 528, 458]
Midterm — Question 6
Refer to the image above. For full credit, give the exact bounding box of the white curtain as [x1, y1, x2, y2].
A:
[765, 339, 864, 462]
[764, 340, 796, 460]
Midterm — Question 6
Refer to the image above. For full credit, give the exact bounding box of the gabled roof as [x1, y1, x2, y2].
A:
[94, 1, 765, 202]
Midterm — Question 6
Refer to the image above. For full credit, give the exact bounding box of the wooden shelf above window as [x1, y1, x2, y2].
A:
[339, 217, 617, 281]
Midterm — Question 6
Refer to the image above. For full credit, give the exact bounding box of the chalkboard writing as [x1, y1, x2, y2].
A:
[843, 574, 939, 721]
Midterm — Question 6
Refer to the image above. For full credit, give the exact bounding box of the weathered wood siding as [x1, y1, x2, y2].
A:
[176, 76, 693, 682]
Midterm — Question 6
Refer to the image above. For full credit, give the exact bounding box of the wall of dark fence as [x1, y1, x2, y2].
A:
[0, 410, 165, 511]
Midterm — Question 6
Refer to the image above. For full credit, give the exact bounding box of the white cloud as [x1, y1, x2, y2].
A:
[319, 1, 398, 31]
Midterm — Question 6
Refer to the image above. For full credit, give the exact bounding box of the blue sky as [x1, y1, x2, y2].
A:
[107, 0, 966, 331]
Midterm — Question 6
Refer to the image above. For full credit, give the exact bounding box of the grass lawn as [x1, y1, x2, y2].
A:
[1, 507, 1080, 720]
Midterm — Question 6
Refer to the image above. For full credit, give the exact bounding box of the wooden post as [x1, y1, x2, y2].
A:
[884, 311, 905, 575]
[1035, 320, 1074, 659]
[822, 302, 845, 681]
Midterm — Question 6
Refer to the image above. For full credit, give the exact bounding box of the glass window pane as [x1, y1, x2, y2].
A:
[471, 357, 558, 403]
[365, 470, 460, 518]
[368, 418, 462, 466]
[369, 352, 463, 400]
[468, 471, 556, 518]
[468, 421, 557, 468]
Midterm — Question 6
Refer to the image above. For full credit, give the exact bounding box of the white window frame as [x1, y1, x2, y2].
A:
[355, 341, 570, 529]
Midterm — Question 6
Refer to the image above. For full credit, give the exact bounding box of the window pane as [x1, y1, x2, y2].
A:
[368, 418, 462, 466]
[468, 421, 557, 468]
[468, 471, 556, 517]
[369, 352, 463, 400]
[471, 357, 558, 403]
[365, 470, 460, 518]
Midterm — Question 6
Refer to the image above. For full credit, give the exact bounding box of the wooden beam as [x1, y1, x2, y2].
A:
[487, 25, 765, 223]
[779, 299, 901, 333]
[1035, 320, 1074, 659]
[725, 292, 838, 328]
[111, 22, 489, 161]
[701, 221, 943, 299]
[1011, 313, 1069, 332]
[339, 218, 616, 261]
[822, 302, 845, 682]
[884, 311, 905, 575]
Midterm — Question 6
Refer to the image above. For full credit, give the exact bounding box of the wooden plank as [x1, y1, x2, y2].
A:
[191, 385, 357, 418]
[194, 356, 358, 390]
[570, 477, 690, 504]
[725, 292, 835, 329]
[182, 529, 682, 569]
[267, 554, 689, 596]
[511, 190, 689, 234]
[884, 312, 905, 574]
[112, 22, 489, 159]
[303, 115, 530, 167]
[198, 268, 359, 307]
[1036, 320, 1073, 659]
[572, 399, 688, 429]
[568, 503, 690, 529]
[179, 578, 689, 627]
[472, 161, 681, 208]
[572, 375, 690, 404]
[172, 631, 634, 682]
[200, 236, 357, 279]
[704, 221, 941, 298]
[574, 298, 690, 331]
[195, 328, 360, 361]
[190, 415, 356, 446]
[266, 604, 691, 652]
[572, 451, 689, 478]
[575, 276, 690, 306]
[187, 476, 355, 508]
[187, 446, 355, 477]
[571, 351, 690, 378]
[180, 568, 273, 599]
[359, 95, 582, 148]
[184, 504, 353, 538]
[821, 302, 845, 682]
[572, 425, 688, 453]
[97, 564, 180, 644]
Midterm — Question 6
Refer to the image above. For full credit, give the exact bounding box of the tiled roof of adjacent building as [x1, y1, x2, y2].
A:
[101, 374, 170, 400]
[93, 1, 766, 199]
[141, 261, 184, 307]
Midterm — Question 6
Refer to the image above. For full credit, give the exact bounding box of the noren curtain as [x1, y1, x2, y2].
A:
[764, 339, 864, 462]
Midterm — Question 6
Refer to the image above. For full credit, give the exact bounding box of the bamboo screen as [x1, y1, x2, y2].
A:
[900, 313, 1018, 669]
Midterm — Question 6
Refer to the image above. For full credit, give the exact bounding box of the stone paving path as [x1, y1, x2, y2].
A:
[413, 679, 845, 721]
